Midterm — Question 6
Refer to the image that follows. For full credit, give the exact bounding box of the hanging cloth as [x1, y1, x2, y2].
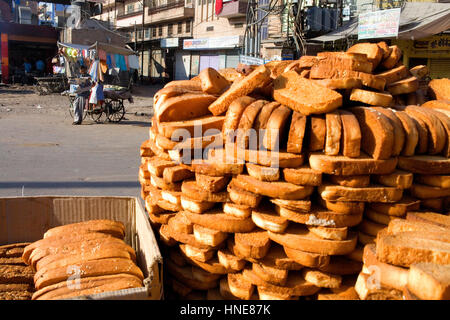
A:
[106, 54, 113, 68]
[128, 55, 140, 70]
[89, 60, 99, 82]
[124, 55, 129, 69]
[98, 49, 107, 61]
[100, 60, 108, 74]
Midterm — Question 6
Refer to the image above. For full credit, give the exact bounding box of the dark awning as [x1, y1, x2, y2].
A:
[310, 2, 450, 42]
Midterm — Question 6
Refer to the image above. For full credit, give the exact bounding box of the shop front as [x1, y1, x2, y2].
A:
[394, 34, 450, 79]
[182, 35, 242, 78]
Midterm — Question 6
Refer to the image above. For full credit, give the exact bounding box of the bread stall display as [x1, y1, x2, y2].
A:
[139, 41, 450, 300]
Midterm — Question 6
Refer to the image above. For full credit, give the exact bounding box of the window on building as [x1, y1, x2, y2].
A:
[138, 30, 143, 39]
[158, 25, 163, 36]
[185, 20, 191, 33]
[137, 2, 143, 10]
[177, 22, 182, 34]
[258, 0, 269, 40]
[198, 0, 201, 5]
[145, 28, 150, 38]
[168, 23, 173, 35]
[152, 26, 156, 37]
[126, 3, 134, 13]
[234, 23, 243, 28]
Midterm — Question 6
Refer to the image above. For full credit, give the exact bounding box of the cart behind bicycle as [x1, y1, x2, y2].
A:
[58, 41, 138, 124]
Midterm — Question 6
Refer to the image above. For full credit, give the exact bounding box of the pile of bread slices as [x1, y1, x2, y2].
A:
[20, 220, 144, 300]
[139, 41, 450, 300]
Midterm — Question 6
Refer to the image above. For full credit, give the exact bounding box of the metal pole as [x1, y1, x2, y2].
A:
[141, 0, 145, 83]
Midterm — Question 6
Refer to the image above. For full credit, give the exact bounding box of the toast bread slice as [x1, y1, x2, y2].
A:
[283, 246, 330, 268]
[236, 99, 267, 148]
[398, 155, 450, 174]
[208, 65, 271, 116]
[302, 268, 342, 289]
[380, 45, 402, 69]
[276, 205, 363, 228]
[328, 175, 370, 188]
[192, 224, 228, 247]
[252, 262, 289, 286]
[273, 71, 343, 115]
[156, 93, 217, 122]
[309, 115, 326, 151]
[263, 105, 292, 151]
[195, 173, 230, 193]
[232, 174, 314, 200]
[227, 180, 262, 208]
[386, 76, 419, 95]
[307, 225, 348, 241]
[371, 107, 406, 156]
[406, 211, 450, 229]
[349, 89, 393, 107]
[368, 197, 420, 217]
[251, 207, 289, 233]
[363, 244, 408, 291]
[246, 163, 280, 182]
[347, 42, 383, 69]
[372, 170, 413, 189]
[223, 202, 252, 218]
[184, 209, 256, 233]
[318, 256, 362, 275]
[222, 96, 256, 143]
[338, 110, 361, 158]
[268, 224, 357, 255]
[283, 167, 322, 186]
[428, 78, 450, 101]
[198, 67, 230, 94]
[324, 111, 342, 155]
[234, 230, 271, 259]
[217, 248, 247, 271]
[156, 115, 225, 139]
[318, 198, 365, 215]
[350, 106, 394, 160]
[270, 198, 312, 212]
[416, 174, 450, 189]
[180, 195, 215, 213]
[354, 272, 403, 300]
[407, 263, 450, 300]
[309, 153, 398, 176]
[376, 64, 409, 85]
[318, 184, 403, 203]
[377, 41, 392, 59]
[392, 110, 418, 156]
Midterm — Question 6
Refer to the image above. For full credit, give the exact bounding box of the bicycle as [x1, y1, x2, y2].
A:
[68, 94, 126, 123]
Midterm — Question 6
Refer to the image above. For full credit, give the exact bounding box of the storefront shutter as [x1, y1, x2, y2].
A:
[429, 58, 450, 79]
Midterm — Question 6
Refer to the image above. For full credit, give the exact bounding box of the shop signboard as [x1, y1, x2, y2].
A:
[358, 8, 401, 40]
[183, 35, 241, 50]
[239, 55, 265, 65]
[413, 35, 450, 51]
[161, 38, 179, 48]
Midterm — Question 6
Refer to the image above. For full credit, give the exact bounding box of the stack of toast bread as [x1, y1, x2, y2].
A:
[20, 220, 144, 300]
[0, 243, 35, 300]
[355, 213, 450, 300]
[139, 41, 450, 300]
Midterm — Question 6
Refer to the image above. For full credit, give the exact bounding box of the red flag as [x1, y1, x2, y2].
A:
[215, 0, 223, 15]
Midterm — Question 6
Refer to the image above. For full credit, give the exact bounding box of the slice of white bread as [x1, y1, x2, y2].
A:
[263, 105, 292, 151]
[283, 246, 330, 268]
[246, 163, 280, 182]
[217, 248, 247, 272]
[252, 262, 289, 286]
[386, 76, 419, 95]
[192, 224, 228, 247]
[156, 93, 217, 122]
[223, 202, 252, 219]
[301, 268, 342, 289]
[407, 263, 450, 300]
[251, 207, 289, 233]
[198, 67, 230, 94]
[233, 230, 271, 260]
[309, 115, 326, 152]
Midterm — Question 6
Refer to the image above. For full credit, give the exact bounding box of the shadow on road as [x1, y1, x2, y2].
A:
[0, 181, 140, 189]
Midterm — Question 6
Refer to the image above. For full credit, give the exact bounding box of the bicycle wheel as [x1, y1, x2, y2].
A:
[107, 100, 125, 123]
[90, 107, 107, 123]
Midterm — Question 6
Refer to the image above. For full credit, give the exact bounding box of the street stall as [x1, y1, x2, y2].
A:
[58, 41, 140, 123]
